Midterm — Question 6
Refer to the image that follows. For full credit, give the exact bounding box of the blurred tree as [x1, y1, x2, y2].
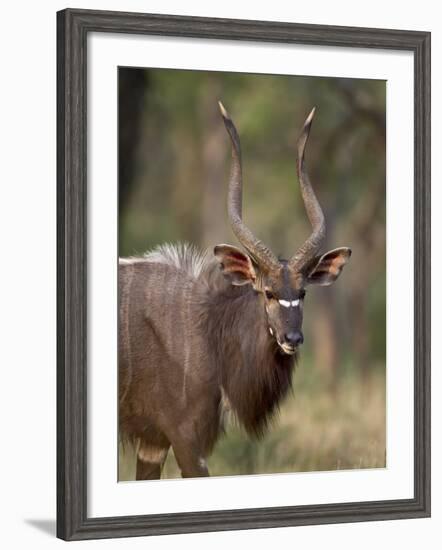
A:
[118, 69, 149, 216]
[199, 74, 226, 248]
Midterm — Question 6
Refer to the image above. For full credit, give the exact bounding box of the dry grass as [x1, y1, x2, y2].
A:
[119, 367, 386, 481]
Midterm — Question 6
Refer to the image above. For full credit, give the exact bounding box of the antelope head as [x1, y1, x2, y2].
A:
[215, 102, 351, 355]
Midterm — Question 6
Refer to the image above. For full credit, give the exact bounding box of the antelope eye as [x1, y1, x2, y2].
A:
[265, 290, 275, 300]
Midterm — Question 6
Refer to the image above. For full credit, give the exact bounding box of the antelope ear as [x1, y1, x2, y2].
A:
[214, 244, 256, 286]
[305, 247, 351, 286]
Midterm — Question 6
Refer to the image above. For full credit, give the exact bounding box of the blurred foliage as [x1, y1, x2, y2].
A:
[118, 67, 386, 478]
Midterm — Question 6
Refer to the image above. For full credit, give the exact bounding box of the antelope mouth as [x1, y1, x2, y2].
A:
[279, 342, 297, 355]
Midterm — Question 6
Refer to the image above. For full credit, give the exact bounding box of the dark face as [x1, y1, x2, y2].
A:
[214, 244, 352, 356]
[262, 262, 306, 355]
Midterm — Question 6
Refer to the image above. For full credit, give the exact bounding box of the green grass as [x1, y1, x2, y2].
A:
[119, 367, 386, 481]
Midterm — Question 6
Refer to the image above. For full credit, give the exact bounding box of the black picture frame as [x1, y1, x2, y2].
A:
[57, 8, 431, 541]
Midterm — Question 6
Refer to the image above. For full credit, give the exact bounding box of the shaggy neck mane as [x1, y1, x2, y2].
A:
[143, 244, 297, 438]
[205, 272, 297, 438]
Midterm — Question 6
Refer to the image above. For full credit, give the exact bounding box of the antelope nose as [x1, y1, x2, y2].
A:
[285, 331, 304, 347]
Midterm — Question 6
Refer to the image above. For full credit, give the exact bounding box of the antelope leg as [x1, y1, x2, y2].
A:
[136, 440, 169, 481]
[171, 439, 209, 478]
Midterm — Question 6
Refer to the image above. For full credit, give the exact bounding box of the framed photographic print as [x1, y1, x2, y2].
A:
[57, 8, 431, 541]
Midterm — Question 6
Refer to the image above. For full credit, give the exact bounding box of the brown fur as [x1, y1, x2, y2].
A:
[118, 244, 296, 479]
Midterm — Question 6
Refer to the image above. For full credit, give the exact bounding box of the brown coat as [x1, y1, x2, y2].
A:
[118, 244, 295, 479]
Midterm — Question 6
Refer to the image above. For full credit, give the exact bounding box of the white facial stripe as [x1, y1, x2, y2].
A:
[278, 299, 300, 308]
[269, 327, 274, 336]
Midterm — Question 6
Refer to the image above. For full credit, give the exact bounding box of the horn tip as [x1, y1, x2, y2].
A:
[305, 106, 316, 126]
[218, 100, 230, 120]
